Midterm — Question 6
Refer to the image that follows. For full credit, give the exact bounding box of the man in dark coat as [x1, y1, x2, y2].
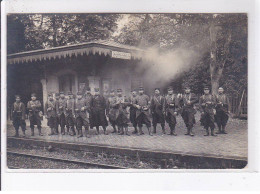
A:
[85, 87, 93, 130]
[107, 90, 118, 133]
[27, 93, 43, 136]
[45, 93, 57, 136]
[179, 86, 198, 136]
[199, 86, 217, 136]
[115, 89, 130, 136]
[150, 88, 166, 134]
[11, 95, 26, 137]
[215, 87, 230, 134]
[54, 93, 60, 134]
[129, 89, 138, 134]
[134, 87, 152, 136]
[56, 91, 67, 135]
[74, 91, 90, 138]
[90, 88, 108, 135]
[65, 91, 76, 136]
[165, 87, 179, 136]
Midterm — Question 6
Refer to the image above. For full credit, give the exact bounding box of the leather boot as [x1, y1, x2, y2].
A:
[54, 127, 58, 135]
[153, 126, 156, 134]
[38, 128, 43, 136]
[222, 126, 227, 134]
[14, 128, 19, 137]
[22, 129, 26, 137]
[138, 127, 144, 135]
[31, 128, 34, 136]
[77, 129, 83, 138]
[61, 127, 65, 135]
[185, 128, 190, 135]
[189, 128, 194, 136]
[69, 127, 74, 136]
[132, 127, 138, 134]
[162, 125, 166, 134]
[103, 126, 108, 135]
[85, 128, 90, 138]
[112, 125, 117, 133]
[211, 129, 217, 136]
[95, 126, 100, 135]
[148, 127, 153, 136]
[66, 127, 70, 135]
[119, 127, 124, 135]
[172, 127, 177, 136]
[48, 128, 54, 136]
[125, 127, 130, 136]
[216, 126, 222, 134]
[204, 128, 209, 136]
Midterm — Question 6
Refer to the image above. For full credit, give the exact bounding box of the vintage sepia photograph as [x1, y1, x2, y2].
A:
[5, 12, 248, 170]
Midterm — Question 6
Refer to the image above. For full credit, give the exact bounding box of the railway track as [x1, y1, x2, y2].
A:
[7, 149, 127, 169]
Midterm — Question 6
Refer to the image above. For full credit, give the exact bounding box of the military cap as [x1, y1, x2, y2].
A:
[59, 91, 64, 95]
[110, 89, 115, 93]
[67, 91, 73, 95]
[94, 88, 100, 92]
[131, 88, 137, 92]
[31, 93, 37, 97]
[77, 91, 83, 95]
[184, 85, 191, 89]
[155, 88, 160, 91]
[15, 95, 21, 99]
[48, 93, 53, 97]
[86, 86, 91, 91]
[117, 88, 122, 92]
[168, 86, 173, 91]
[203, 85, 210, 90]
[218, 86, 224, 90]
[139, 86, 144, 90]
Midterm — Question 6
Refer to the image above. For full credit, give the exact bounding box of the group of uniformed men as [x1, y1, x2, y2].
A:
[11, 85, 230, 138]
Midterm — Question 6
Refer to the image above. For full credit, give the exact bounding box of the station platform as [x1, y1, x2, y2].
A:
[6, 114, 248, 161]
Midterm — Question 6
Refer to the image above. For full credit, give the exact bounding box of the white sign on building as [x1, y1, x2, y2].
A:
[111, 51, 131, 60]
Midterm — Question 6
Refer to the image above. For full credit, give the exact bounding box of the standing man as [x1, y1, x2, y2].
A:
[85, 87, 93, 131]
[115, 89, 130, 136]
[74, 91, 90, 138]
[215, 87, 230, 134]
[107, 90, 118, 133]
[54, 93, 60, 135]
[129, 89, 138, 134]
[57, 91, 67, 135]
[134, 87, 152, 136]
[90, 88, 108, 135]
[165, 87, 178, 136]
[150, 88, 166, 134]
[65, 91, 76, 136]
[45, 93, 57, 136]
[179, 86, 198, 136]
[199, 85, 217, 136]
[27, 93, 43, 136]
[11, 95, 26, 137]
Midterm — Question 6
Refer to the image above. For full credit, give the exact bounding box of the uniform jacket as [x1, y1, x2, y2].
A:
[180, 93, 198, 113]
[11, 102, 26, 120]
[215, 93, 230, 113]
[65, 98, 75, 116]
[199, 94, 216, 114]
[115, 96, 129, 118]
[44, 100, 57, 118]
[56, 98, 67, 115]
[134, 94, 150, 118]
[74, 98, 88, 121]
[27, 100, 41, 117]
[85, 94, 92, 113]
[91, 95, 107, 112]
[129, 95, 138, 112]
[165, 94, 179, 115]
[150, 95, 165, 116]
[107, 96, 117, 121]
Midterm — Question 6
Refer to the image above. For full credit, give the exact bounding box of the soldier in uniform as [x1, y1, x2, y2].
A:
[115, 89, 130, 136]
[11, 95, 26, 137]
[165, 87, 179, 136]
[74, 91, 90, 138]
[65, 91, 76, 136]
[129, 89, 138, 134]
[199, 86, 217, 136]
[179, 86, 198, 136]
[134, 87, 152, 136]
[107, 90, 118, 133]
[44, 93, 57, 136]
[85, 87, 93, 130]
[56, 91, 67, 135]
[27, 93, 43, 136]
[215, 87, 230, 134]
[54, 93, 60, 134]
[150, 88, 166, 134]
[90, 88, 108, 135]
